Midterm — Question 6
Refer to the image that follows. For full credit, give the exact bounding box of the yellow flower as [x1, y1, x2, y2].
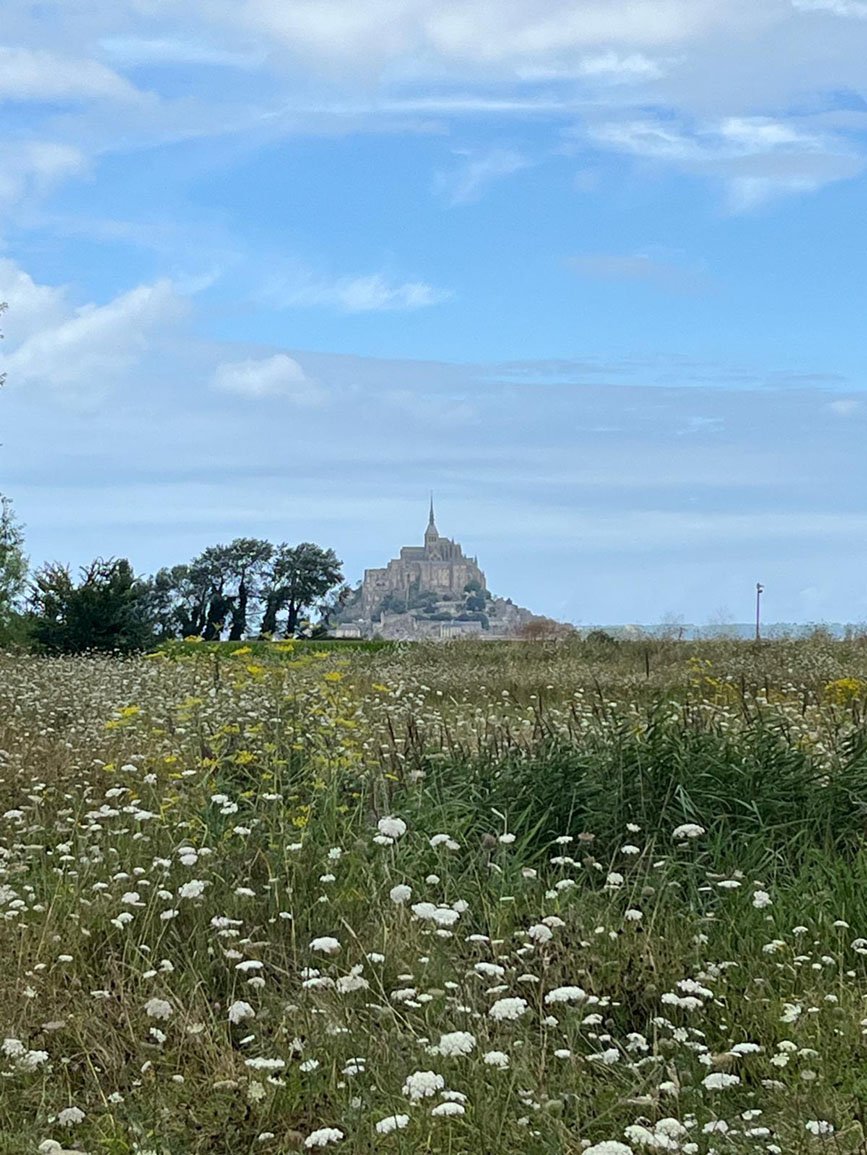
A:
[824, 677, 866, 704]
[323, 671, 344, 683]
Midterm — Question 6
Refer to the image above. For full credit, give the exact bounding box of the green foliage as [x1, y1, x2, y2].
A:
[260, 541, 343, 636]
[27, 557, 154, 654]
[583, 628, 619, 647]
[144, 539, 342, 641]
[0, 495, 27, 634]
[2, 641, 867, 1150]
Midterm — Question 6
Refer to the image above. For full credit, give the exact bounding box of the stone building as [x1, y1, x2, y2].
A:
[360, 499, 486, 616]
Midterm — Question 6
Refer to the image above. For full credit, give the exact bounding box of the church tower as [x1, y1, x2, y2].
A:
[424, 495, 439, 554]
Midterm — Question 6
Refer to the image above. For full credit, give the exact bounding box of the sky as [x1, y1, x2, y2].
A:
[2, 0, 867, 627]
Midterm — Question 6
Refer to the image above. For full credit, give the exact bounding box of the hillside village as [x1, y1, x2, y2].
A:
[332, 501, 538, 640]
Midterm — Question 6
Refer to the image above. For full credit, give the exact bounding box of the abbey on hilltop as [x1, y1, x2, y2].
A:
[360, 498, 486, 616]
[332, 499, 537, 640]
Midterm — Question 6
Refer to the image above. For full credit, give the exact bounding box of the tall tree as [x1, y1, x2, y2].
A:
[0, 496, 27, 631]
[29, 557, 154, 654]
[222, 538, 274, 639]
[143, 564, 211, 640]
[260, 543, 343, 637]
[187, 547, 232, 641]
[146, 539, 275, 640]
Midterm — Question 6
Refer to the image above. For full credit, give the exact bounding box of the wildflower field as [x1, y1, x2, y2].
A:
[5, 635, 867, 1155]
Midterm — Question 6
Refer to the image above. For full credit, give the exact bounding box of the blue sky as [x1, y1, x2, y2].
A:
[2, 0, 867, 626]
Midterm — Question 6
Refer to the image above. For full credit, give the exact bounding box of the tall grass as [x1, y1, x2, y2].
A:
[0, 640, 866, 1153]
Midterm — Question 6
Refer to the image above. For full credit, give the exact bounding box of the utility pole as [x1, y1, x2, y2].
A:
[755, 582, 764, 643]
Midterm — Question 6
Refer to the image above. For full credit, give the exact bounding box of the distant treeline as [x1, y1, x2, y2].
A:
[0, 496, 348, 653]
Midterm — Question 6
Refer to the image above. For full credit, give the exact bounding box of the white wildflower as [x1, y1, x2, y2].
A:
[805, 1121, 834, 1136]
[672, 823, 705, 839]
[434, 1031, 476, 1057]
[402, 1070, 445, 1101]
[177, 879, 207, 900]
[244, 1057, 285, 1071]
[228, 1001, 255, 1024]
[489, 997, 528, 1021]
[544, 985, 586, 1005]
[702, 1072, 740, 1090]
[143, 998, 172, 1020]
[336, 965, 369, 994]
[309, 936, 341, 954]
[411, 902, 460, 927]
[377, 816, 407, 840]
[304, 1127, 344, 1147]
[57, 1107, 85, 1127]
[375, 1115, 410, 1134]
[431, 1101, 465, 1117]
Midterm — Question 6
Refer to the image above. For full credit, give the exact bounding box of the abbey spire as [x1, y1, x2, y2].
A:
[425, 494, 439, 545]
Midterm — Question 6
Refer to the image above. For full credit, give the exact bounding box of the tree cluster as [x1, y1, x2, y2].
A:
[146, 539, 345, 642]
[0, 497, 346, 654]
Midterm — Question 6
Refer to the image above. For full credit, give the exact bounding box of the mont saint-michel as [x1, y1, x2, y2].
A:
[333, 501, 536, 640]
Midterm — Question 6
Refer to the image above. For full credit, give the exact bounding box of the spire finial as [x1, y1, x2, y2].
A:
[428, 492, 435, 527]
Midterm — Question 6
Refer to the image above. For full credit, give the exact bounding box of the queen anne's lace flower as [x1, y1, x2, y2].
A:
[402, 1070, 445, 1100]
[806, 1121, 834, 1136]
[310, 936, 341, 954]
[143, 998, 172, 1020]
[375, 1115, 410, 1134]
[702, 1072, 740, 1090]
[228, 1000, 255, 1024]
[431, 1101, 465, 1117]
[433, 1031, 476, 1057]
[377, 816, 407, 840]
[488, 997, 528, 1021]
[304, 1127, 344, 1147]
[56, 1107, 85, 1127]
[672, 823, 705, 839]
[544, 985, 586, 1005]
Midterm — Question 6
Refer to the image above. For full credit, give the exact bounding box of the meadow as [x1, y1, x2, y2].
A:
[3, 634, 867, 1154]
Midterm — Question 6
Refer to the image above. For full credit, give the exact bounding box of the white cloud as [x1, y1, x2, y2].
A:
[588, 114, 862, 207]
[0, 259, 68, 340]
[4, 277, 186, 399]
[212, 354, 325, 403]
[518, 51, 666, 83]
[0, 141, 87, 209]
[238, 0, 733, 71]
[437, 147, 530, 205]
[0, 46, 142, 102]
[793, 0, 867, 15]
[99, 36, 262, 68]
[828, 398, 862, 415]
[264, 271, 450, 312]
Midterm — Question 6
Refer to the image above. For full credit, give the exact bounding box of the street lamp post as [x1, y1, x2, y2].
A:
[755, 582, 764, 643]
